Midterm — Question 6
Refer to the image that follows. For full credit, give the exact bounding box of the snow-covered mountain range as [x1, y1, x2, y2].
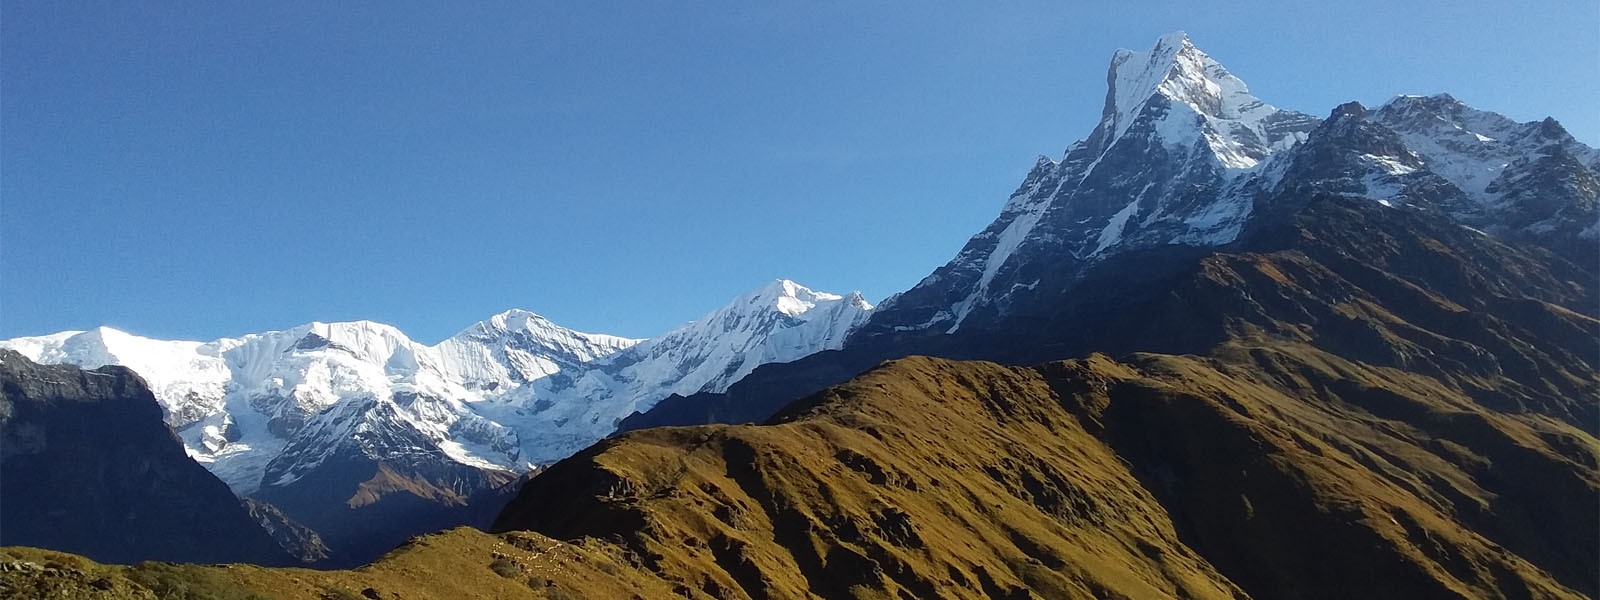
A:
[858, 32, 1598, 338]
[1, 280, 871, 494]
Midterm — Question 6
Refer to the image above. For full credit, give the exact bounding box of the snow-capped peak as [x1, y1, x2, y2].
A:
[1372, 93, 1600, 199]
[299, 321, 416, 363]
[456, 308, 640, 348]
[1106, 31, 1195, 139]
[1106, 32, 1262, 135]
[638, 279, 873, 386]
[439, 309, 642, 385]
[1100, 32, 1306, 170]
[455, 308, 616, 343]
[857, 33, 1322, 336]
[1365, 93, 1600, 242]
[842, 291, 873, 311]
[740, 279, 870, 317]
[481, 308, 558, 333]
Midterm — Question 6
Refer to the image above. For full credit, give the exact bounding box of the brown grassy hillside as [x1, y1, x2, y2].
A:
[9, 339, 1591, 599]
[500, 347, 1595, 600]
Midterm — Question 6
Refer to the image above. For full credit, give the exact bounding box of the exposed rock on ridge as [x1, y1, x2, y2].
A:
[0, 350, 291, 566]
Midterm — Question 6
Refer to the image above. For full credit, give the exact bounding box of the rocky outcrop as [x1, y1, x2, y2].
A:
[240, 498, 331, 564]
[0, 350, 290, 566]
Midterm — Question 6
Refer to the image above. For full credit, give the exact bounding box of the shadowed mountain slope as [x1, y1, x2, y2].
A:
[0, 351, 292, 566]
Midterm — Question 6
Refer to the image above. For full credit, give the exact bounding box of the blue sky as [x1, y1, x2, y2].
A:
[4, 2, 1596, 342]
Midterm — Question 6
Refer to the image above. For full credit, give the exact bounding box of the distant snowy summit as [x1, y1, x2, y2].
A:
[0, 279, 872, 494]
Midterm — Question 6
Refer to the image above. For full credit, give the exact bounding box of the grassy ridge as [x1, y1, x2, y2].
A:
[12, 336, 1586, 598]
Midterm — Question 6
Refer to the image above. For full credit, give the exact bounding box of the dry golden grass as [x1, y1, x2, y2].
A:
[1, 527, 676, 600]
[4, 340, 1593, 599]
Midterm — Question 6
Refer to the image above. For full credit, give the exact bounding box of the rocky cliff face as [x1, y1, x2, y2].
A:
[0, 350, 291, 566]
[240, 498, 332, 564]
